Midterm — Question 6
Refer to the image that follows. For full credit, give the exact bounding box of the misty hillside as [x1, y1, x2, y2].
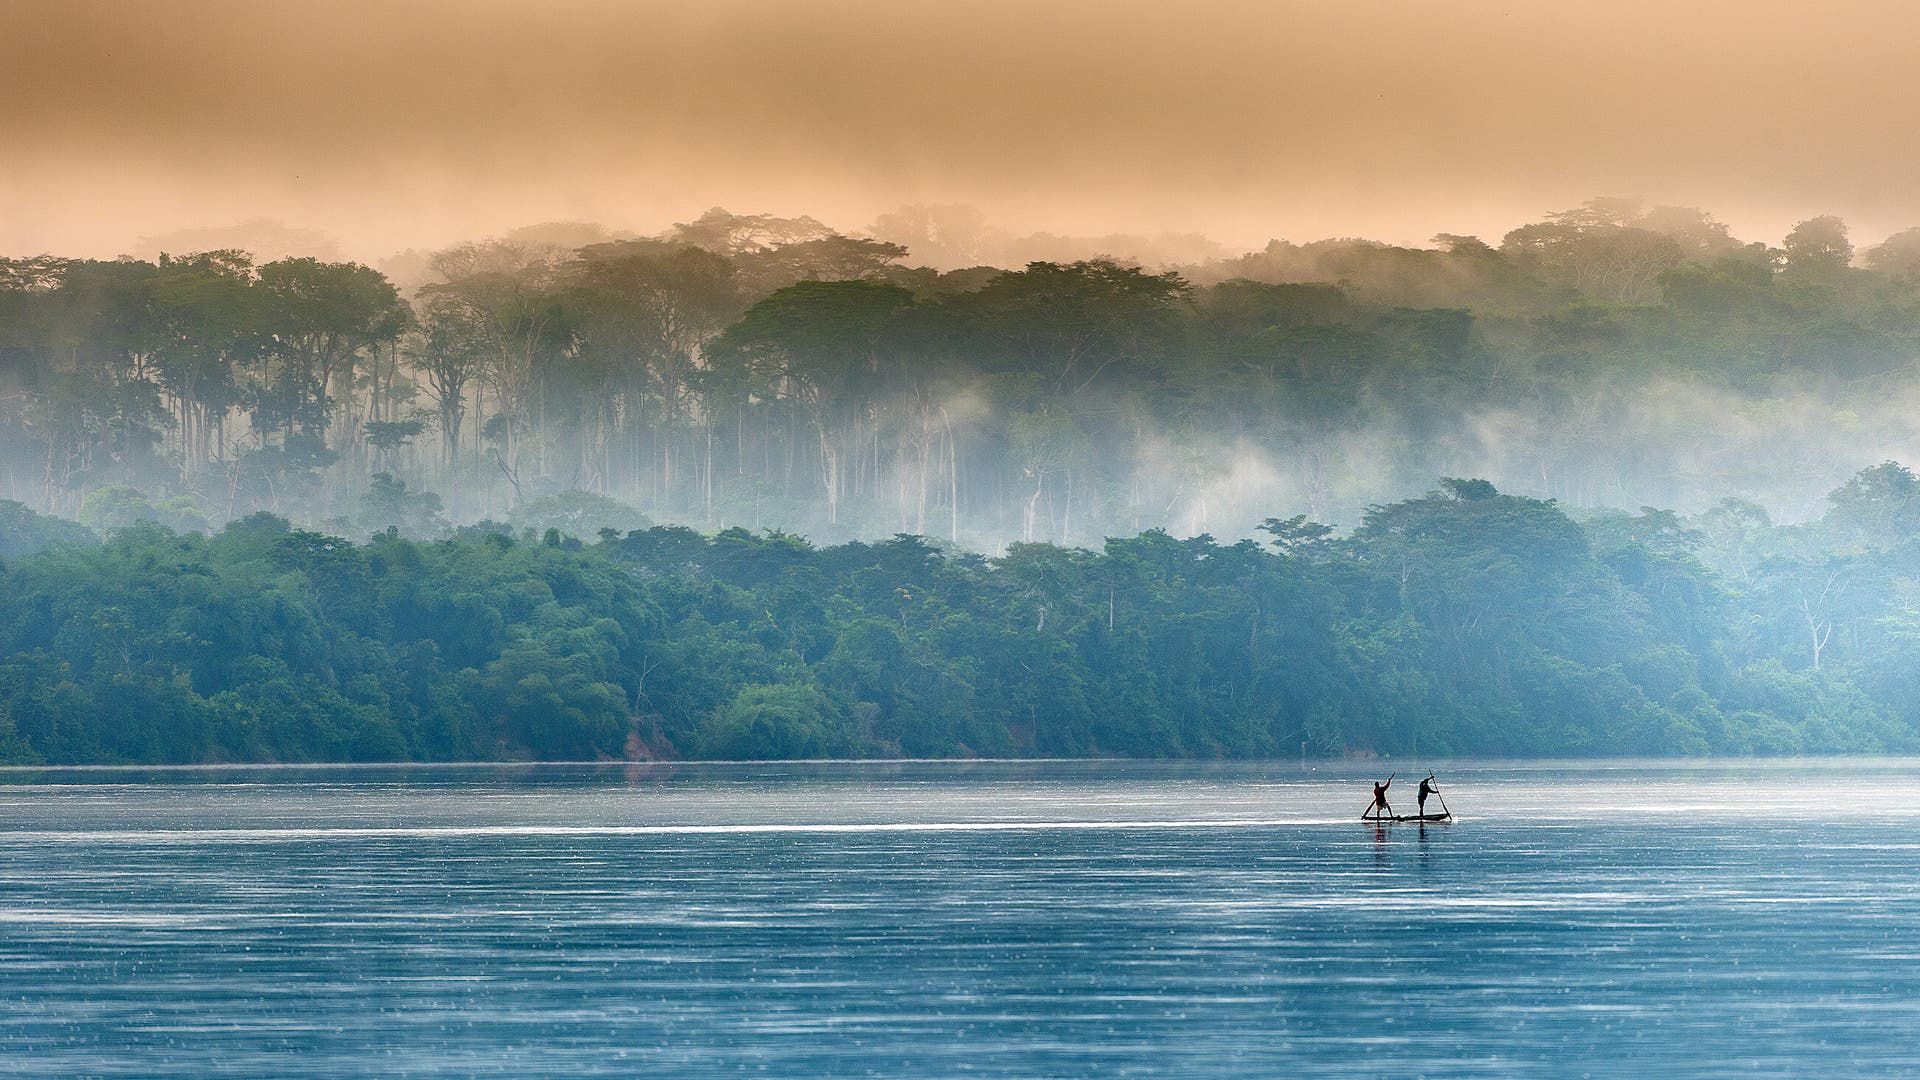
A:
[6, 201, 1920, 553]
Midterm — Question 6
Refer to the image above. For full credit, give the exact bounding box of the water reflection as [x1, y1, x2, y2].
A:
[0, 760, 1915, 1077]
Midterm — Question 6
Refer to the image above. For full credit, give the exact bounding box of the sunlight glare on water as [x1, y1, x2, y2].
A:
[0, 759, 1916, 1077]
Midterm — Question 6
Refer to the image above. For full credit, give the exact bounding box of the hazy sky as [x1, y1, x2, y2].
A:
[5, 0, 1918, 260]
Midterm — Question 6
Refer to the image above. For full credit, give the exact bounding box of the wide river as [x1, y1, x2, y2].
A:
[0, 759, 1916, 1077]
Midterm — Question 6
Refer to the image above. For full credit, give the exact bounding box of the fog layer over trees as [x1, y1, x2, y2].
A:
[8, 201, 1920, 548]
[10, 200, 1920, 762]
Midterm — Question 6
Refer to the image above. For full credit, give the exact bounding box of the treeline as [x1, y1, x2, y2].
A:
[4, 463, 1920, 764]
[10, 202, 1920, 548]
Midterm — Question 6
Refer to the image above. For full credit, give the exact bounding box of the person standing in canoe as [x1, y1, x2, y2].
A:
[1366, 774, 1394, 819]
[1418, 773, 1440, 817]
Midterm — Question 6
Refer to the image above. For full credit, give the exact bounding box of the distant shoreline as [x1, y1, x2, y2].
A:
[4, 754, 1918, 772]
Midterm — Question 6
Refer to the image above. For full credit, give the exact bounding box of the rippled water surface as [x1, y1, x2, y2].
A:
[1, 759, 1917, 1077]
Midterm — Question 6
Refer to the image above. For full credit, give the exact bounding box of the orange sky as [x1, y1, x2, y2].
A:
[4, 0, 1918, 260]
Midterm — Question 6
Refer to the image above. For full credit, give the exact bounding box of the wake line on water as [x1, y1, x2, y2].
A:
[0, 819, 1380, 844]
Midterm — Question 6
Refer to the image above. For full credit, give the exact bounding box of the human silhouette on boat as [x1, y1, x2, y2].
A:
[1361, 772, 1450, 821]
[1365, 774, 1394, 819]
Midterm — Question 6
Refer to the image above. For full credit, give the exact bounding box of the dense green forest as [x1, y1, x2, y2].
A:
[4, 459, 1920, 764]
[10, 200, 1920, 762]
[8, 201, 1920, 550]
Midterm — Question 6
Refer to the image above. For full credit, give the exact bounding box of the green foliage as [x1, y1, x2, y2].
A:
[698, 683, 862, 759]
[1781, 215, 1853, 279]
[79, 486, 210, 535]
[0, 500, 95, 558]
[1824, 462, 1920, 550]
[507, 490, 652, 541]
[2, 467, 1916, 765]
[336, 473, 447, 540]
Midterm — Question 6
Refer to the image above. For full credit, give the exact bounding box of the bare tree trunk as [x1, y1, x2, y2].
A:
[941, 406, 959, 543]
[818, 423, 840, 526]
[1024, 470, 1044, 543]
[1061, 466, 1072, 545]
